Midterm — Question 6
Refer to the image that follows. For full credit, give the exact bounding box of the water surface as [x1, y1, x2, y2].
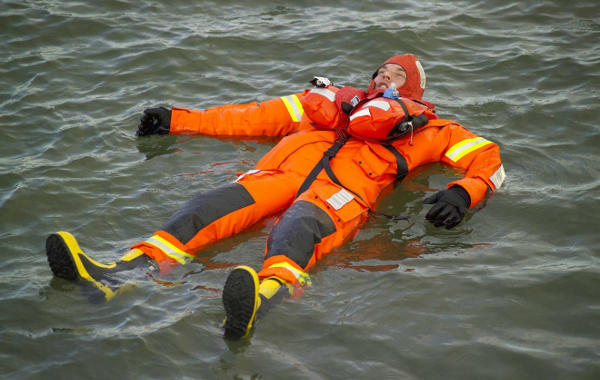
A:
[1, 1, 599, 379]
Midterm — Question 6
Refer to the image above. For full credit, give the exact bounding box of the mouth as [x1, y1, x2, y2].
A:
[377, 83, 389, 90]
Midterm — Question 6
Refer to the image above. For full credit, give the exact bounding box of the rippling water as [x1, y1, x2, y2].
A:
[1, 0, 599, 379]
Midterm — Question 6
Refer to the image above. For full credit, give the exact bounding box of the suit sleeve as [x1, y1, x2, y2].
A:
[409, 119, 505, 208]
[169, 91, 309, 137]
[431, 121, 505, 208]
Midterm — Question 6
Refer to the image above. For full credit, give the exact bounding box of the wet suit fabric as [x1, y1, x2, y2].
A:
[130, 91, 504, 283]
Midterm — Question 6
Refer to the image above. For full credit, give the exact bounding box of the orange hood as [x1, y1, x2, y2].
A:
[367, 54, 426, 99]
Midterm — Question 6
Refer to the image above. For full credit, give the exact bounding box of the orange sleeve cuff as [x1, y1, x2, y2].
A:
[447, 178, 490, 208]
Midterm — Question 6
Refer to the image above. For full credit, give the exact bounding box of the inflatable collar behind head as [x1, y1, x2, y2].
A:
[367, 54, 426, 100]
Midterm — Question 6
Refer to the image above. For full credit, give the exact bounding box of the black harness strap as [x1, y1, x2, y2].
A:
[294, 92, 413, 220]
[295, 138, 347, 199]
[322, 153, 343, 188]
[295, 136, 409, 221]
[321, 154, 408, 220]
[382, 144, 409, 183]
[295, 161, 324, 199]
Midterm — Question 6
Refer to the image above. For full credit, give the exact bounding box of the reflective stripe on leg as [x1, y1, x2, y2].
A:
[258, 256, 310, 285]
[142, 235, 195, 265]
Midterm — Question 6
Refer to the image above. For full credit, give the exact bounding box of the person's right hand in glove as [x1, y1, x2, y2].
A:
[136, 107, 172, 136]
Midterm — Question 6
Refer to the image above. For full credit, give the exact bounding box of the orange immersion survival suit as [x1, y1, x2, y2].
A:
[130, 55, 505, 285]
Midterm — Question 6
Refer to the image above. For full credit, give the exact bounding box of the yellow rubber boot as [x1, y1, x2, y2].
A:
[255, 276, 293, 320]
[45, 232, 152, 302]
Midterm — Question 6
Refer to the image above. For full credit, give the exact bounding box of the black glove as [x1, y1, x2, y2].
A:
[423, 186, 471, 230]
[136, 107, 172, 136]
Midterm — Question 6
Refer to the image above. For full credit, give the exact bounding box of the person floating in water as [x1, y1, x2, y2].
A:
[45, 54, 505, 339]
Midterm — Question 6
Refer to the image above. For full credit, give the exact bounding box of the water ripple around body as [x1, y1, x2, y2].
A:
[1, 0, 599, 379]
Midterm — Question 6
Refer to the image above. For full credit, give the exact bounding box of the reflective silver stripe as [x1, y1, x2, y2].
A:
[416, 60, 426, 90]
[349, 107, 370, 121]
[490, 164, 506, 189]
[309, 87, 336, 102]
[269, 262, 302, 278]
[326, 188, 354, 210]
[364, 100, 391, 111]
[144, 235, 193, 264]
[268, 262, 311, 286]
[280, 95, 304, 122]
[234, 169, 260, 183]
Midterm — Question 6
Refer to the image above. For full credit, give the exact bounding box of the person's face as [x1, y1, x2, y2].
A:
[373, 63, 407, 90]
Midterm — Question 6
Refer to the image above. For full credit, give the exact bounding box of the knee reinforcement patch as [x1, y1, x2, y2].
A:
[265, 200, 336, 268]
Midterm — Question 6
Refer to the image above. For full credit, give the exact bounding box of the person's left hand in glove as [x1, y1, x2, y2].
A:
[423, 186, 471, 230]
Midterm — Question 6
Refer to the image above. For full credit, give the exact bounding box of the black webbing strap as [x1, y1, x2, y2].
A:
[295, 139, 346, 199]
[386, 98, 413, 141]
[295, 160, 324, 199]
[321, 156, 408, 220]
[382, 144, 409, 183]
[369, 209, 409, 221]
[295, 138, 409, 221]
[396, 97, 411, 116]
[322, 154, 343, 188]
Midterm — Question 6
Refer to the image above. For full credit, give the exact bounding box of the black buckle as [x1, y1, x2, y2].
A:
[324, 139, 344, 157]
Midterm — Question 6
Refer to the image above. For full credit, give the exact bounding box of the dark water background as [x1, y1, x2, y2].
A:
[1, 0, 599, 379]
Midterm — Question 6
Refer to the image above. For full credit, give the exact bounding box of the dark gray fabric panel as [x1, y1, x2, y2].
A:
[265, 200, 336, 269]
[160, 183, 255, 245]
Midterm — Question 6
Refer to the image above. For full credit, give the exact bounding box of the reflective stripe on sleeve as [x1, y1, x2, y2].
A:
[280, 95, 304, 122]
[268, 262, 312, 286]
[144, 235, 194, 264]
[445, 137, 493, 162]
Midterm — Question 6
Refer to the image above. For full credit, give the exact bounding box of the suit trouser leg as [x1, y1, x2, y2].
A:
[130, 170, 304, 268]
[258, 181, 370, 284]
[222, 181, 369, 331]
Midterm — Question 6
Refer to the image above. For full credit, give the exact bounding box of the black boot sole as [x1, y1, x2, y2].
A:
[222, 266, 259, 339]
[46, 233, 79, 281]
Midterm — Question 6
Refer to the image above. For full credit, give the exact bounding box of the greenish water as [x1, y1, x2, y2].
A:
[1, 0, 599, 379]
